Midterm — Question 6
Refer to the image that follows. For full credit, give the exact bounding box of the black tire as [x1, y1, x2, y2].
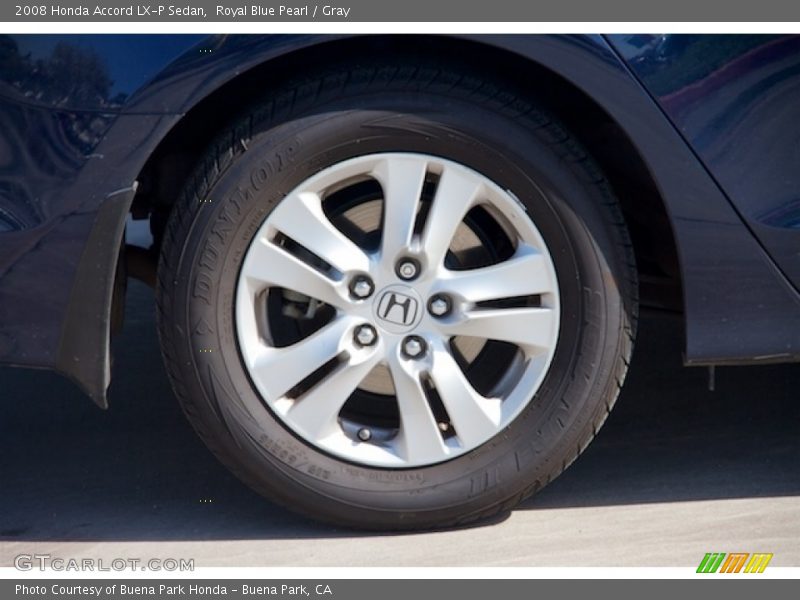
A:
[156, 61, 638, 530]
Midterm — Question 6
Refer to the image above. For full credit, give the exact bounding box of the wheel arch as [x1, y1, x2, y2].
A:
[130, 35, 682, 313]
[76, 34, 694, 406]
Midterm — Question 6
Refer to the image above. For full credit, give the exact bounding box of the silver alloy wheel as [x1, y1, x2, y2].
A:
[235, 153, 560, 468]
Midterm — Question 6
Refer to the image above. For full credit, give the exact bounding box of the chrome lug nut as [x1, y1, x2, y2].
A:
[349, 275, 374, 299]
[396, 258, 421, 281]
[428, 294, 452, 317]
[402, 336, 426, 359]
[357, 428, 372, 442]
[354, 324, 378, 347]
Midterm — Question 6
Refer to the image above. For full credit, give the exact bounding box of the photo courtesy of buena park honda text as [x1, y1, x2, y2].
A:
[0, 0, 799, 595]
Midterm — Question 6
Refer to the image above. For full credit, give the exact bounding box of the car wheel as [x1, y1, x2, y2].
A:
[156, 62, 638, 529]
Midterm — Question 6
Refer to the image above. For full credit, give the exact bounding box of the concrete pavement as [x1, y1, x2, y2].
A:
[1, 281, 798, 567]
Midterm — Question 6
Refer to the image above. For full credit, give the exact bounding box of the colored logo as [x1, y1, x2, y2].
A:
[696, 553, 773, 573]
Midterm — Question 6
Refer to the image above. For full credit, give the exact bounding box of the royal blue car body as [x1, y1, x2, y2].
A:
[1, 34, 799, 407]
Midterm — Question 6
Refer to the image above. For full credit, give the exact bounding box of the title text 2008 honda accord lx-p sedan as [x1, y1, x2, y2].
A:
[1, 34, 799, 528]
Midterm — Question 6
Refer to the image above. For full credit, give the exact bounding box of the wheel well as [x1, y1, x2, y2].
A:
[130, 35, 683, 313]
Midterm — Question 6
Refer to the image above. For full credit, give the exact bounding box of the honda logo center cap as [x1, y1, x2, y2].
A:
[373, 285, 424, 333]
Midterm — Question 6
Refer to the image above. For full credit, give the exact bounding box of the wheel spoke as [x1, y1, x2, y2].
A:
[372, 157, 428, 261]
[428, 340, 500, 448]
[268, 190, 370, 274]
[243, 238, 348, 310]
[420, 165, 484, 267]
[388, 355, 450, 463]
[288, 351, 382, 440]
[439, 245, 556, 303]
[439, 307, 557, 353]
[250, 317, 354, 400]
